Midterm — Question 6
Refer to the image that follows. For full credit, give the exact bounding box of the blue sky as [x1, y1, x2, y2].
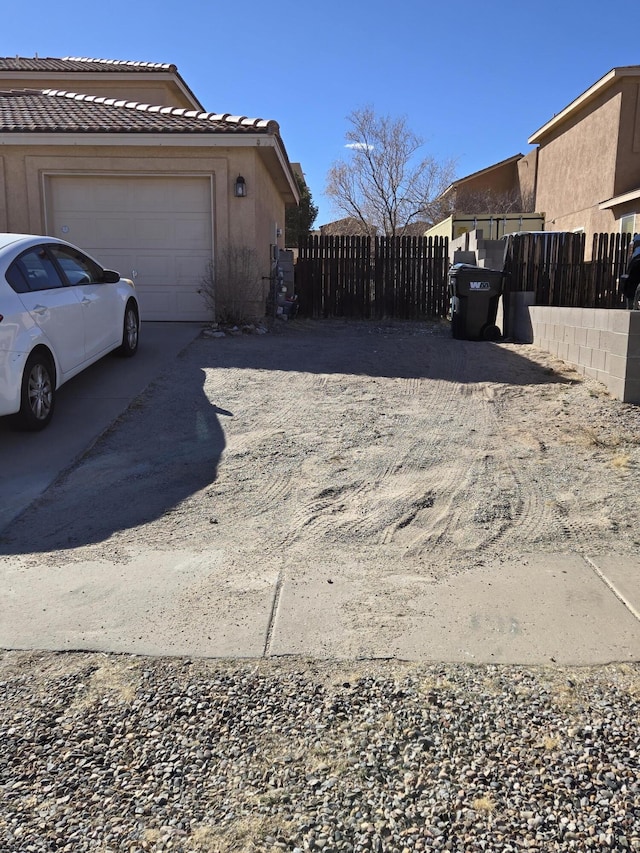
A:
[4, 0, 638, 226]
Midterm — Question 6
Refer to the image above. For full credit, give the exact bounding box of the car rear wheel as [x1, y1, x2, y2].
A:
[13, 352, 55, 431]
[118, 301, 139, 357]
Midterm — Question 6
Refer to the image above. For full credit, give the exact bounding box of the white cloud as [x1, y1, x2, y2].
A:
[345, 142, 373, 151]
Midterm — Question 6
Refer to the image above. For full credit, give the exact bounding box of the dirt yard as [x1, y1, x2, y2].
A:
[4, 317, 638, 584]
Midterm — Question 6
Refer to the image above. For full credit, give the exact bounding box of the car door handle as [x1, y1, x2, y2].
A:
[33, 304, 48, 315]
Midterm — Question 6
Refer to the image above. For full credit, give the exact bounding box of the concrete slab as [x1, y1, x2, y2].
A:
[586, 554, 640, 619]
[269, 553, 640, 664]
[0, 550, 277, 658]
[0, 322, 202, 532]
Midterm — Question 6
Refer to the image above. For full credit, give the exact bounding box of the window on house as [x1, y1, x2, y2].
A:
[620, 214, 636, 236]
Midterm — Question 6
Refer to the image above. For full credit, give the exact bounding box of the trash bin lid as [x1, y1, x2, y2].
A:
[449, 263, 504, 275]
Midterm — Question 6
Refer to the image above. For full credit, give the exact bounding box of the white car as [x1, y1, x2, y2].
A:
[0, 233, 139, 430]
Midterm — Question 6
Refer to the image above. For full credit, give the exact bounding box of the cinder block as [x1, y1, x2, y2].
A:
[591, 348, 607, 372]
[579, 346, 594, 368]
[605, 331, 630, 357]
[621, 376, 640, 403]
[567, 343, 582, 365]
[592, 309, 610, 332]
[608, 310, 632, 333]
[627, 330, 640, 359]
[629, 311, 640, 333]
[575, 326, 588, 347]
[607, 375, 626, 401]
[557, 341, 570, 361]
[586, 328, 601, 350]
[578, 309, 597, 329]
[625, 355, 640, 379]
[607, 353, 628, 380]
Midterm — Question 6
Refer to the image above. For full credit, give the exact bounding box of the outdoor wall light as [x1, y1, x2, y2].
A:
[234, 175, 247, 197]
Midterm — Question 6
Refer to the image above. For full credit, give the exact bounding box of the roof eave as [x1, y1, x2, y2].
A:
[528, 66, 640, 145]
[599, 186, 640, 210]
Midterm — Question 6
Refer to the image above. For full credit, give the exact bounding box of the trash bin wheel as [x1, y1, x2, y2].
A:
[451, 312, 463, 339]
[481, 324, 501, 341]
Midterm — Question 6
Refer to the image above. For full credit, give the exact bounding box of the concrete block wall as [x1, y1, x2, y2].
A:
[449, 229, 506, 269]
[528, 306, 640, 403]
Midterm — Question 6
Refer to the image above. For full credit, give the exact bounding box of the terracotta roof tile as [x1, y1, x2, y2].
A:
[0, 89, 280, 135]
[0, 56, 177, 73]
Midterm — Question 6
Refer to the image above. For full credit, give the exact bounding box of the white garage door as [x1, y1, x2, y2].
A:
[46, 175, 213, 321]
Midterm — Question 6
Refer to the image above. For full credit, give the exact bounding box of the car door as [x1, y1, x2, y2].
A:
[10, 246, 85, 375]
[48, 244, 121, 360]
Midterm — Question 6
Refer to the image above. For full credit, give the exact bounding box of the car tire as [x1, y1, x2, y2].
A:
[12, 351, 55, 431]
[118, 301, 139, 357]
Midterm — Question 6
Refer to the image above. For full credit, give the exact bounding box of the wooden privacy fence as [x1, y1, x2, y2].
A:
[503, 232, 632, 308]
[295, 235, 450, 320]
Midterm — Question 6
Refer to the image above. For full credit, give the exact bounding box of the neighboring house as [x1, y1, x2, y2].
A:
[529, 66, 640, 251]
[0, 56, 299, 321]
[318, 217, 374, 237]
[435, 153, 536, 218]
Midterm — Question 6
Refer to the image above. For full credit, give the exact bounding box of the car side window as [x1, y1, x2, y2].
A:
[11, 248, 65, 292]
[48, 245, 103, 286]
[5, 262, 30, 293]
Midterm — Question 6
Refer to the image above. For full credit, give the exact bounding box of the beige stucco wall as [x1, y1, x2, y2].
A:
[614, 79, 640, 197]
[456, 160, 521, 201]
[517, 150, 537, 207]
[212, 147, 287, 319]
[535, 89, 622, 241]
[0, 73, 196, 109]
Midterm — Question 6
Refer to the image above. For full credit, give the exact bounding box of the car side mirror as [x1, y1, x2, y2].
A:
[102, 269, 121, 283]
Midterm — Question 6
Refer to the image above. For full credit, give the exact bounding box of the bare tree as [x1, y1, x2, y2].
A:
[325, 106, 456, 237]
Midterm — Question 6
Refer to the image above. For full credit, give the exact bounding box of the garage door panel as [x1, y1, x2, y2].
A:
[175, 218, 213, 245]
[47, 175, 214, 321]
[176, 254, 211, 279]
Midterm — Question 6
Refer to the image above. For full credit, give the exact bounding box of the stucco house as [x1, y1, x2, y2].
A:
[434, 153, 537, 221]
[529, 66, 640, 250]
[0, 57, 299, 321]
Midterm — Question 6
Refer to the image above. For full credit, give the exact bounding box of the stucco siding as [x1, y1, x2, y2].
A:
[535, 91, 621, 231]
[0, 75, 195, 110]
[614, 79, 640, 196]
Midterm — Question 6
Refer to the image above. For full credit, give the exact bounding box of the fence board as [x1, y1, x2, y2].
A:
[502, 232, 631, 308]
[296, 235, 449, 320]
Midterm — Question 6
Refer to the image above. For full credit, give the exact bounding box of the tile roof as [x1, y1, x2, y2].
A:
[0, 89, 279, 135]
[0, 56, 178, 73]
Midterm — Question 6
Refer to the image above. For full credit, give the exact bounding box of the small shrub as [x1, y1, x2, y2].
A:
[200, 245, 266, 325]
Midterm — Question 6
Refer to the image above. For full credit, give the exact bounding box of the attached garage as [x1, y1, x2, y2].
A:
[0, 67, 299, 323]
[45, 174, 214, 321]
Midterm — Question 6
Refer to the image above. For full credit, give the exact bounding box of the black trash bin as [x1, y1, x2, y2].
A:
[448, 264, 504, 340]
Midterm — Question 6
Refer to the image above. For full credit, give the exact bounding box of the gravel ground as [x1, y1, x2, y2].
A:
[1, 652, 639, 852]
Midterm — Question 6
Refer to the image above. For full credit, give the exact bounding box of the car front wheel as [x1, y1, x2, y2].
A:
[13, 352, 55, 431]
[118, 301, 139, 357]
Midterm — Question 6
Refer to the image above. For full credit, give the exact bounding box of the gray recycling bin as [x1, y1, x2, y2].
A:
[448, 264, 504, 340]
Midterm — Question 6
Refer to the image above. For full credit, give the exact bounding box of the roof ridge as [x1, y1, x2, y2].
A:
[61, 57, 176, 72]
[41, 89, 279, 132]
